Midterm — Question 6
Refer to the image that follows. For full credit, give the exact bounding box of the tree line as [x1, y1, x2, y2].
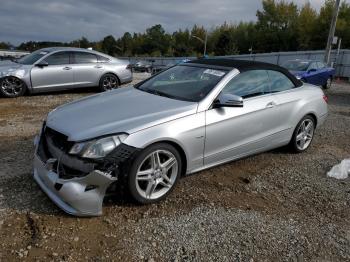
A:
[1, 0, 350, 57]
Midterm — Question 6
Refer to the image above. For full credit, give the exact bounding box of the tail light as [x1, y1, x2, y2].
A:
[323, 95, 328, 103]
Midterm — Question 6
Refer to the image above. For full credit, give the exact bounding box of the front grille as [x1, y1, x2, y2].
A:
[45, 127, 74, 153]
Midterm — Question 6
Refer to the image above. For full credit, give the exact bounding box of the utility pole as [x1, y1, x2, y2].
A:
[203, 30, 208, 57]
[324, 0, 341, 65]
[191, 30, 208, 57]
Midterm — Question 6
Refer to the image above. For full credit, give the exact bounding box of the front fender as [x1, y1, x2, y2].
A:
[123, 112, 206, 173]
[0, 66, 32, 91]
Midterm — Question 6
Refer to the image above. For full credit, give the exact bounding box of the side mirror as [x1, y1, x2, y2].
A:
[214, 93, 243, 108]
[36, 60, 48, 67]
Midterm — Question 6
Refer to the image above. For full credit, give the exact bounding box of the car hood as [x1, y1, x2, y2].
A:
[46, 86, 198, 142]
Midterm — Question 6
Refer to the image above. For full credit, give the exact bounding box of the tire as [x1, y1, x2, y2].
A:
[290, 115, 315, 153]
[323, 77, 332, 89]
[0, 76, 27, 98]
[99, 73, 119, 92]
[128, 143, 182, 204]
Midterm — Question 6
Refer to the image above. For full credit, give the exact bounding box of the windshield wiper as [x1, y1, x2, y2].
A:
[142, 88, 176, 99]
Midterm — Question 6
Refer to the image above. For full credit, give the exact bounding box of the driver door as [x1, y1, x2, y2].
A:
[204, 70, 282, 166]
[31, 51, 74, 91]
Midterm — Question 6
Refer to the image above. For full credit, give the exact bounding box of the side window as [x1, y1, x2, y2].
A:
[97, 55, 110, 63]
[221, 70, 270, 99]
[73, 52, 97, 64]
[268, 70, 295, 93]
[45, 52, 70, 65]
[308, 62, 318, 71]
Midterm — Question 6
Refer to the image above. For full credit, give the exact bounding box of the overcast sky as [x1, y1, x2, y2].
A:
[1, 0, 324, 45]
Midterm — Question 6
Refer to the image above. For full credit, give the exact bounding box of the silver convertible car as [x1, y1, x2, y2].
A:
[33, 59, 328, 216]
[0, 47, 132, 97]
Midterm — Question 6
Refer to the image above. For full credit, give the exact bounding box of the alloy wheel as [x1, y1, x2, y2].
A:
[102, 75, 118, 90]
[1, 77, 24, 96]
[295, 119, 314, 151]
[135, 149, 178, 200]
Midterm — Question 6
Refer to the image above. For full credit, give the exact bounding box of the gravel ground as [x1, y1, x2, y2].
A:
[0, 75, 349, 261]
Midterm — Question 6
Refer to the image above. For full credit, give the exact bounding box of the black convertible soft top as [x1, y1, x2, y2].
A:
[188, 58, 303, 87]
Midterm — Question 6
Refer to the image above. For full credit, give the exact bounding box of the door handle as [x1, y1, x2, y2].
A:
[94, 65, 103, 69]
[63, 66, 72, 70]
[266, 101, 277, 108]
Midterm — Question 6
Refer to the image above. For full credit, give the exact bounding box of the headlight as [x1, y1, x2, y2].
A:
[296, 75, 302, 80]
[69, 134, 128, 159]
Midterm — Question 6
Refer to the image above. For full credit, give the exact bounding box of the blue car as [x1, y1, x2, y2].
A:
[282, 60, 335, 89]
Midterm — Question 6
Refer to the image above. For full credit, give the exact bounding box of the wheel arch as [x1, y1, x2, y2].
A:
[139, 139, 188, 177]
[0, 75, 29, 95]
[100, 72, 121, 85]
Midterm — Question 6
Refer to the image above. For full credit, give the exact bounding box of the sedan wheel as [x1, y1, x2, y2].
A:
[324, 77, 332, 89]
[291, 116, 315, 152]
[0, 76, 27, 98]
[129, 143, 181, 203]
[99, 74, 119, 91]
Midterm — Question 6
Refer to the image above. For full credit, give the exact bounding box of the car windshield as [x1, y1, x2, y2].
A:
[282, 61, 310, 71]
[135, 65, 228, 102]
[17, 50, 50, 65]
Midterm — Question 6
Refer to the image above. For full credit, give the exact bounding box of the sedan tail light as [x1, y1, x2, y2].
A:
[323, 95, 328, 103]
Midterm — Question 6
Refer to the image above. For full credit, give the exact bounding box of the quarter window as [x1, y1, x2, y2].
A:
[73, 52, 97, 64]
[45, 52, 70, 65]
[97, 55, 110, 63]
[222, 70, 270, 98]
[267, 70, 295, 93]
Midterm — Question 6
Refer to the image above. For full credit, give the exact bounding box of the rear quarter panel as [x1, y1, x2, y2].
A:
[276, 83, 328, 138]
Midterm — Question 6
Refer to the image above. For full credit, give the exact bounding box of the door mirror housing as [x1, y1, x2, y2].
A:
[214, 93, 243, 108]
[35, 60, 48, 67]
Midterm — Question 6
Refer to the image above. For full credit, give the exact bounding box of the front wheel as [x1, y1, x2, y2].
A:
[128, 143, 182, 204]
[99, 74, 119, 92]
[0, 76, 27, 98]
[290, 115, 315, 153]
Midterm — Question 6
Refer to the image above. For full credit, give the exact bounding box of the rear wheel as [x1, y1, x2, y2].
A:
[323, 77, 332, 89]
[128, 143, 182, 204]
[0, 76, 27, 98]
[290, 115, 315, 153]
[99, 74, 119, 92]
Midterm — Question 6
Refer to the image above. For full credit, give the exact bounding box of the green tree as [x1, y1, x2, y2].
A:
[0, 42, 11, 49]
[256, 0, 299, 52]
[172, 29, 192, 56]
[101, 35, 117, 56]
[336, 1, 350, 48]
[297, 2, 318, 50]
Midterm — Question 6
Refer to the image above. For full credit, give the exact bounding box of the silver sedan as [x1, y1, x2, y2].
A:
[0, 47, 132, 97]
[33, 59, 328, 216]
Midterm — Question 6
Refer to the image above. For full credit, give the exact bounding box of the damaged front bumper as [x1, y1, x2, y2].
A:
[33, 125, 137, 217]
[33, 155, 117, 216]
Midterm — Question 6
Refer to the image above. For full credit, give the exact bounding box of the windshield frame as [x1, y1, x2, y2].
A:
[282, 60, 310, 71]
[135, 64, 230, 102]
[17, 49, 51, 65]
